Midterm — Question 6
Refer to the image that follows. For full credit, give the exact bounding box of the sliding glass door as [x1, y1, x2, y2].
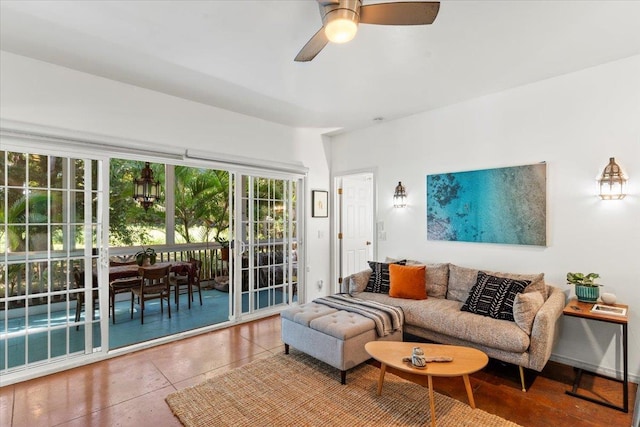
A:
[0, 135, 306, 384]
[234, 174, 300, 318]
[1, 149, 107, 374]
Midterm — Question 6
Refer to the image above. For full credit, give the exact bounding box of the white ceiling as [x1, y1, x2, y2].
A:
[1, 1, 640, 133]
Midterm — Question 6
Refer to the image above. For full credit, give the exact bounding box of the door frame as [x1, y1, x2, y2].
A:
[332, 168, 377, 294]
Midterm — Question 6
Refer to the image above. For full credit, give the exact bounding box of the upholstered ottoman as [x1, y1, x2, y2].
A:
[281, 302, 403, 384]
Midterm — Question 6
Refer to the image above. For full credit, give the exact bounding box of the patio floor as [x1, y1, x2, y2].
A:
[2, 283, 296, 372]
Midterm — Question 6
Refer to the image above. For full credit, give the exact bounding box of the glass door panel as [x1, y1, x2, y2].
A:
[235, 175, 299, 317]
[1, 150, 104, 374]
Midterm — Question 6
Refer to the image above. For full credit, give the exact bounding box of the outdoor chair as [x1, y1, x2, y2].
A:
[190, 258, 203, 306]
[73, 268, 99, 331]
[109, 260, 141, 324]
[131, 264, 172, 324]
[169, 258, 203, 310]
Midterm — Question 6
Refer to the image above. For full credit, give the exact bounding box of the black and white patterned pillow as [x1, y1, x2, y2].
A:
[461, 272, 530, 321]
[364, 260, 406, 294]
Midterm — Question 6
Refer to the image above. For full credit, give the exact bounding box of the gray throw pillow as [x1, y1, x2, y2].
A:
[483, 269, 547, 301]
[513, 291, 545, 334]
[447, 264, 479, 302]
[348, 269, 372, 294]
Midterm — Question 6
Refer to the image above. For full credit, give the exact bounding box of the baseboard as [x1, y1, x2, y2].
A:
[550, 353, 639, 384]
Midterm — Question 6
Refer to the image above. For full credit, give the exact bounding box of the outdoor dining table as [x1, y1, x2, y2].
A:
[107, 261, 195, 309]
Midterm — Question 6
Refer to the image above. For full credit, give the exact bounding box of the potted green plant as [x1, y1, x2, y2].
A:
[135, 247, 157, 266]
[216, 238, 230, 262]
[566, 272, 601, 302]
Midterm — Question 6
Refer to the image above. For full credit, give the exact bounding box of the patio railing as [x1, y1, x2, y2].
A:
[1, 243, 228, 311]
[110, 242, 229, 283]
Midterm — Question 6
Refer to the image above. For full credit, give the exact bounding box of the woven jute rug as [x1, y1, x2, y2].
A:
[166, 350, 521, 427]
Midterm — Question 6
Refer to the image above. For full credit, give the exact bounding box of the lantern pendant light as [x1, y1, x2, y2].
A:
[133, 162, 161, 211]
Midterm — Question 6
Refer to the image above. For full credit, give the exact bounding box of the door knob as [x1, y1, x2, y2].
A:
[366, 241, 372, 245]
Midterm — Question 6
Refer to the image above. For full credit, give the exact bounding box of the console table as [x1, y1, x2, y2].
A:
[562, 298, 629, 412]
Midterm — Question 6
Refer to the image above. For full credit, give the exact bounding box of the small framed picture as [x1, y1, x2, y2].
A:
[312, 190, 328, 218]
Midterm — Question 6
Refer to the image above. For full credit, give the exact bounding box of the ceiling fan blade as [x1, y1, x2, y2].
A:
[360, 1, 440, 25]
[295, 27, 329, 62]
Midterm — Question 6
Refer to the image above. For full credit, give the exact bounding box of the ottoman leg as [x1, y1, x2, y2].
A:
[341, 370, 346, 385]
[284, 343, 289, 354]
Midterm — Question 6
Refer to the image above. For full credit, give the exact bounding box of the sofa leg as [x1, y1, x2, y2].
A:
[284, 343, 289, 354]
[340, 370, 346, 385]
[519, 366, 527, 392]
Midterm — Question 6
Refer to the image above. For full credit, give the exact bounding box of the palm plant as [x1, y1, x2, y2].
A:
[174, 166, 229, 244]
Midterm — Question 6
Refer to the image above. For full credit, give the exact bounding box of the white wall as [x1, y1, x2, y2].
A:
[295, 129, 332, 301]
[0, 51, 332, 305]
[331, 55, 640, 381]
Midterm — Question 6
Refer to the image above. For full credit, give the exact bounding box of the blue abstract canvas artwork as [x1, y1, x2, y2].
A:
[427, 163, 546, 246]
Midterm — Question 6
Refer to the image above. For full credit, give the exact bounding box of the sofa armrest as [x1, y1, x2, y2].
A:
[527, 285, 565, 371]
[341, 269, 372, 294]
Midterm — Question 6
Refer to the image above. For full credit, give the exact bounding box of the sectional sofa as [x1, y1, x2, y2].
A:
[341, 260, 566, 391]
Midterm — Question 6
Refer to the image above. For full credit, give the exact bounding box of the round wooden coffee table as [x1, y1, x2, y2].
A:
[365, 341, 488, 427]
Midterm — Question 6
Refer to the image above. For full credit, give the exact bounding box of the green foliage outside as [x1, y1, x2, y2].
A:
[109, 159, 165, 246]
[109, 160, 230, 247]
[2, 152, 295, 302]
[174, 166, 229, 244]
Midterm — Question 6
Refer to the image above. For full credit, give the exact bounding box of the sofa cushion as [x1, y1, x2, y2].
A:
[483, 269, 547, 301]
[357, 292, 530, 353]
[461, 272, 530, 321]
[386, 257, 449, 299]
[448, 264, 546, 303]
[389, 264, 427, 300]
[348, 269, 372, 294]
[424, 263, 449, 299]
[364, 260, 405, 294]
[447, 264, 479, 302]
[523, 276, 548, 300]
[513, 291, 545, 334]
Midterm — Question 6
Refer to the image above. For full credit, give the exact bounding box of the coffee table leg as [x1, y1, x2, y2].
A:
[377, 363, 387, 396]
[462, 374, 476, 409]
[428, 375, 436, 427]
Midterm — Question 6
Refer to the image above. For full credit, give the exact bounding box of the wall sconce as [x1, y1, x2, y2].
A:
[133, 162, 161, 211]
[598, 157, 627, 200]
[393, 181, 407, 208]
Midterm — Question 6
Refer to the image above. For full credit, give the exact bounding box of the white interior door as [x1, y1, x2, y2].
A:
[339, 173, 374, 282]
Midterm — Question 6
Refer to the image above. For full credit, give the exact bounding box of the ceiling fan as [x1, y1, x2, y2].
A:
[295, 0, 440, 62]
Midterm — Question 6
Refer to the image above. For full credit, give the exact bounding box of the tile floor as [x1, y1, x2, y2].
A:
[1, 315, 284, 427]
[1, 314, 636, 427]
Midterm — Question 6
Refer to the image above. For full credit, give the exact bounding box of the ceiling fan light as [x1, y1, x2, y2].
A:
[324, 9, 358, 44]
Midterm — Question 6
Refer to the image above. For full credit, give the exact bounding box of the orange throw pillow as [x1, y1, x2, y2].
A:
[389, 264, 427, 300]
